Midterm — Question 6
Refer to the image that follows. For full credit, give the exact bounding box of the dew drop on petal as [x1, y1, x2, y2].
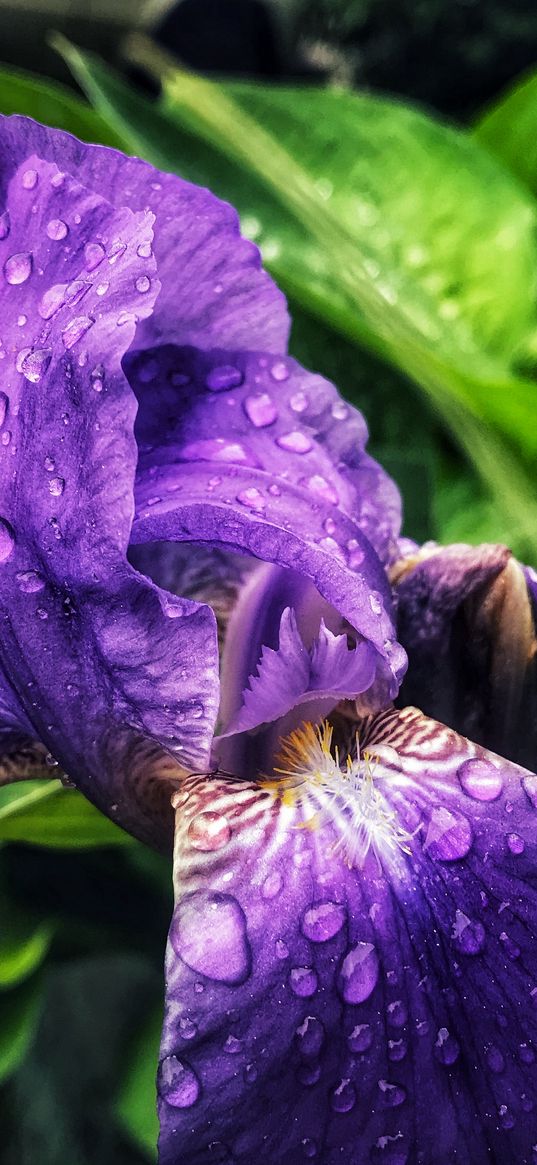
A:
[135, 274, 151, 294]
[0, 518, 15, 562]
[387, 1000, 407, 1028]
[289, 966, 318, 997]
[205, 365, 243, 392]
[522, 775, 537, 808]
[301, 1138, 318, 1158]
[4, 252, 32, 285]
[46, 219, 68, 241]
[295, 1015, 325, 1058]
[378, 1079, 406, 1107]
[330, 1079, 356, 1113]
[236, 487, 265, 513]
[171, 892, 251, 985]
[275, 939, 289, 959]
[305, 475, 339, 504]
[158, 1056, 200, 1108]
[22, 169, 38, 190]
[178, 1016, 197, 1040]
[297, 1061, 321, 1086]
[244, 1063, 258, 1084]
[506, 832, 525, 854]
[83, 241, 105, 271]
[348, 1023, 372, 1053]
[187, 812, 231, 852]
[0, 392, 8, 428]
[62, 316, 94, 350]
[434, 1027, 460, 1065]
[339, 942, 379, 1003]
[270, 360, 289, 382]
[39, 283, 67, 320]
[452, 910, 485, 955]
[261, 870, 283, 899]
[388, 1039, 407, 1062]
[423, 806, 473, 861]
[301, 901, 346, 943]
[0, 211, 10, 240]
[277, 430, 312, 454]
[290, 390, 308, 413]
[224, 1035, 242, 1054]
[331, 400, 348, 420]
[21, 348, 52, 384]
[137, 241, 152, 259]
[458, 758, 503, 801]
[369, 591, 383, 615]
[498, 1104, 515, 1130]
[243, 392, 278, 427]
[16, 570, 45, 594]
[48, 477, 65, 498]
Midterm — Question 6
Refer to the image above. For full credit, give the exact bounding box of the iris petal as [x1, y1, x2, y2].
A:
[159, 707, 537, 1163]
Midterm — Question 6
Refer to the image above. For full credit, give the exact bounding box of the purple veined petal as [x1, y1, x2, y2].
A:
[392, 542, 537, 769]
[0, 114, 289, 355]
[0, 151, 220, 848]
[128, 344, 405, 699]
[222, 606, 378, 736]
[159, 706, 537, 1163]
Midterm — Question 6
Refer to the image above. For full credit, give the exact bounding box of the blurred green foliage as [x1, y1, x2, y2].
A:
[1, 38, 537, 1165]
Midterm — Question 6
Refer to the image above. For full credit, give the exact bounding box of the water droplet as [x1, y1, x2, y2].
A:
[4, 252, 32, 285]
[96, 281, 109, 296]
[16, 570, 45, 594]
[289, 390, 308, 414]
[423, 806, 473, 861]
[458, 758, 503, 801]
[387, 1000, 407, 1028]
[388, 1038, 407, 1062]
[1, 431, 11, 447]
[261, 870, 283, 899]
[270, 360, 289, 382]
[178, 1016, 197, 1040]
[44, 456, 55, 473]
[108, 241, 126, 264]
[297, 1061, 321, 1086]
[136, 274, 151, 293]
[46, 219, 68, 241]
[224, 1035, 242, 1054]
[519, 1043, 535, 1064]
[486, 1046, 505, 1073]
[22, 168, 38, 190]
[331, 400, 348, 420]
[371, 1134, 409, 1164]
[330, 1079, 356, 1113]
[348, 1023, 372, 1053]
[434, 1027, 460, 1065]
[378, 1079, 406, 1107]
[295, 1015, 324, 1057]
[268, 483, 281, 496]
[180, 437, 254, 466]
[277, 431, 312, 454]
[187, 812, 231, 852]
[275, 939, 289, 959]
[171, 892, 251, 985]
[205, 365, 243, 392]
[0, 211, 10, 240]
[498, 1104, 515, 1130]
[236, 487, 265, 513]
[17, 314, 27, 327]
[339, 942, 379, 1003]
[289, 966, 318, 997]
[20, 348, 52, 384]
[62, 316, 94, 349]
[137, 241, 152, 259]
[304, 475, 339, 504]
[522, 775, 537, 808]
[0, 392, 8, 428]
[158, 1056, 200, 1108]
[0, 518, 14, 562]
[301, 901, 346, 943]
[346, 538, 364, 569]
[369, 591, 383, 615]
[48, 477, 65, 497]
[39, 283, 67, 320]
[244, 1063, 258, 1084]
[499, 931, 520, 960]
[452, 910, 485, 955]
[243, 392, 277, 427]
[301, 1138, 318, 1158]
[506, 832, 525, 854]
[36, 606, 48, 620]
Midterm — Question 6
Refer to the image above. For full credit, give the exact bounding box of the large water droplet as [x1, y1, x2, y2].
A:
[522, 775, 537, 808]
[62, 316, 94, 349]
[289, 966, 318, 997]
[331, 400, 348, 421]
[304, 475, 339, 504]
[20, 348, 52, 384]
[158, 1056, 200, 1108]
[270, 360, 289, 382]
[348, 1023, 372, 1053]
[46, 219, 68, 241]
[180, 437, 254, 466]
[236, 487, 265, 513]
[339, 942, 379, 1003]
[277, 430, 312, 454]
[330, 1079, 356, 1113]
[378, 1079, 406, 1107]
[178, 1016, 197, 1040]
[387, 1000, 407, 1028]
[388, 1038, 407, 1062]
[423, 806, 473, 861]
[84, 242, 105, 271]
[39, 283, 67, 320]
[16, 570, 45, 594]
[295, 1015, 324, 1058]
[458, 758, 503, 801]
[0, 518, 15, 562]
[187, 812, 231, 852]
[48, 477, 65, 497]
[452, 910, 485, 955]
[301, 901, 346, 943]
[290, 390, 308, 413]
[171, 892, 251, 985]
[205, 365, 243, 392]
[243, 392, 277, 427]
[136, 274, 151, 294]
[4, 252, 32, 285]
[434, 1027, 460, 1065]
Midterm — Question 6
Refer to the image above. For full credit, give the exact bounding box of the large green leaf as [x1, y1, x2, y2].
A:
[0, 65, 125, 148]
[0, 781, 134, 849]
[0, 895, 52, 988]
[0, 977, 42, 1084]
[56, 39, 537, 559]
[474, 68, 537, 197]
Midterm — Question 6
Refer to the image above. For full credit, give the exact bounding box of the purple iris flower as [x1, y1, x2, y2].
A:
[1, 115, 536, 1164]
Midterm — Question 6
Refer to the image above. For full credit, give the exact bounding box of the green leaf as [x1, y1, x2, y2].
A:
[115, 1004, 161, 1158]
[0, 64, 126, 149]
[0, 897, 52, 988]
[473, 68, 537, 197]
[0, 781, 135, 849]
[56, 38, 537, 561]
[0, 976, 43, 1084]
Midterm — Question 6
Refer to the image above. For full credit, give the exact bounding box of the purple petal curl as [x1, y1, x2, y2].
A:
[0, 149, 219, 848]
[159, 706, 537, 1163]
